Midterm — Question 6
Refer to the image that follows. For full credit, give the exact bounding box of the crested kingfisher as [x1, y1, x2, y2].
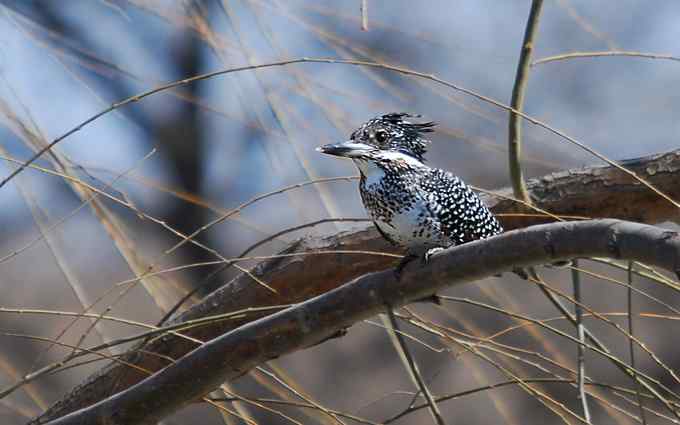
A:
[318, 113, 503, 276]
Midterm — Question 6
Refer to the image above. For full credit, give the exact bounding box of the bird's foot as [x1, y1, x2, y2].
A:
[395, 248, 445, 304]
[494, 267, 530, 280]
[512, 267, 530, 280]
[318, 328, 348, 344]
[394, 247, 445, 280]
[545, 260, 573, 269]
[394, 253, 419, 281]
[422, 247, 445, 266]
[414, 294, 443, 305]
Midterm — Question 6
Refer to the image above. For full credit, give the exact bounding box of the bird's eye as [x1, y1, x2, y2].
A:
[374, 130, 388, 144]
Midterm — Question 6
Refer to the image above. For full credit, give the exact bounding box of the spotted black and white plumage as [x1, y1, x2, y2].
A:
[317, 112, 502, 265]
[355, 150, 502, 256]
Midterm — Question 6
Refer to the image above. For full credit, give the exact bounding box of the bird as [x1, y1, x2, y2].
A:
[317, 112, 503, 279]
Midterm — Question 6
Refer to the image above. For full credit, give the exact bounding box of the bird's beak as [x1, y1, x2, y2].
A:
[316, 141, 375, 158]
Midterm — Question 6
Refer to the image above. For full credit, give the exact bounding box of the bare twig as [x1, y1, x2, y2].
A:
[360, 0, 368, 30]
[572, 260, 592, 423]
[2, 57, 678, 213]
[435, 293, 680, 419]
[533, 50, 680, 67]
[526, 276, 680, 416]
[554, 0, 619, 48]
[164, 177, 357, 258]
[385, 377, 670, 424]
[0, 306, 289, 401]
[207, 396, 378, 425]
[157, 217, 369, 326]
[628, 262, 648, 425]
[402, 309, 680, 424]
[385, 309, 446, 425]
[255, 367, 346, 425]
[509, 0, 543, 203]
[255, 362, 344, 425]
[507, 7, 593, 420]
[403, 309, 580, 423]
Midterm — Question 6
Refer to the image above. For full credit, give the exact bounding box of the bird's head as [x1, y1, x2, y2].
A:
[316, 113, 435, 161]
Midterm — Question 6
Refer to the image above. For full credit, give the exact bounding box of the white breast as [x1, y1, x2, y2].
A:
[374, 198, 444, 250]
[353, 152, 448, 251]
[353, 158, 384, 187]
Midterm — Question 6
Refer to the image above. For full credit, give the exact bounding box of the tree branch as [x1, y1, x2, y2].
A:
[33, 148, 680, 423]
[508, 0, 543, 203]
[44, 219, 680, 424]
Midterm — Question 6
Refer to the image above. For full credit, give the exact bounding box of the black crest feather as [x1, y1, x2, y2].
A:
[351, 112, 436, 161]
[381, 113, 436, 134]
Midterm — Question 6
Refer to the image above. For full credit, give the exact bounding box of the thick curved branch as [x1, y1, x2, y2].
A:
[45, 219, 680, 424]
[33, 148, 680, 423]
[488, 148, 680, 227]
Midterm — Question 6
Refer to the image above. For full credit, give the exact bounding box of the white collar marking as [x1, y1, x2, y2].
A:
[353, 151, 425, 186]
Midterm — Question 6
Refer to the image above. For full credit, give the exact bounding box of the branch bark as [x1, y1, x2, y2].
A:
[45, 219, 680, 424]
[33, 148, 680, 423]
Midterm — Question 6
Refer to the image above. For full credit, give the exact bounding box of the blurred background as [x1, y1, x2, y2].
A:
[1, 1, 680, 424]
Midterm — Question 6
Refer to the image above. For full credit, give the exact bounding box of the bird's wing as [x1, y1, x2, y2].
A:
[419, 168, 503, 244]
[373, 221, 399, 246]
